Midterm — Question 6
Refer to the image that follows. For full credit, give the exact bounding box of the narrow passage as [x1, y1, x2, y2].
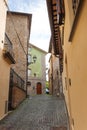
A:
[0, 95, 68, 130]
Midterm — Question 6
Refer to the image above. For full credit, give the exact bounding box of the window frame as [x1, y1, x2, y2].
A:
[69, 0, 83, 41]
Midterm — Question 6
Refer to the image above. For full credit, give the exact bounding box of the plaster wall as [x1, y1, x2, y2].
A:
[0, 0, 10, 119]
[6, 13, 31, 90]
[63, 1, 87, 130]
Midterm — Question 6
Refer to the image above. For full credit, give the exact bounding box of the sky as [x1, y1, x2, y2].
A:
[8, 0, 51, 52]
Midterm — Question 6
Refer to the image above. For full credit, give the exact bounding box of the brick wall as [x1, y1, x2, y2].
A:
[12, 86, 26, 109]
[6, 12, 32, 90]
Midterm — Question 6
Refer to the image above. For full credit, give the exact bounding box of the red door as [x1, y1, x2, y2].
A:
[36, 82, 42, 94]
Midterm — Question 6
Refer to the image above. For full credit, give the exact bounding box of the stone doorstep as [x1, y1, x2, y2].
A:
[50, 126, 67, 130]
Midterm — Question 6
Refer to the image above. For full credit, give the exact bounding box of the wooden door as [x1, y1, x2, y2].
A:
[36, 82, 42, 94]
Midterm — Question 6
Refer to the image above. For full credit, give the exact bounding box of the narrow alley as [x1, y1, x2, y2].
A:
[0, 95, 68, 130]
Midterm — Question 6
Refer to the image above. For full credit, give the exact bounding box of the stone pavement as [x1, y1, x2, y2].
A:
[0, 94, 69, 130]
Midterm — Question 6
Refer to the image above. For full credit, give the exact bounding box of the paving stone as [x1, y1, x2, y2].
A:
[0, 95, 69, 130]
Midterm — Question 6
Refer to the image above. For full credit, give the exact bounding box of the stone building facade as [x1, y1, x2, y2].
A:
[46, 0, 64, 97]
[48, 37, 61, 96]
[6, 11, 32, 90]
[5, 11, 32, 109]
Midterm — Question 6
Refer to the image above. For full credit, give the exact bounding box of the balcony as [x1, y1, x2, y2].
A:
[3, 34, 15, 64]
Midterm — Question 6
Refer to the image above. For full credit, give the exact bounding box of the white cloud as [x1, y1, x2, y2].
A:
[30, 1, 51, 51]
[8, 0, 51, 52]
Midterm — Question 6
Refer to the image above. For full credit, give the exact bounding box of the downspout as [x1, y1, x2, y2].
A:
[51, 54, 54, 95]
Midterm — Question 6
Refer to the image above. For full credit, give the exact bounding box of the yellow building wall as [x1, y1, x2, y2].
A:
[0, 0, 7, 50]
[63, 1, 87, 130]
[0, 59, 10, 119]
[0, 0, 10, 119]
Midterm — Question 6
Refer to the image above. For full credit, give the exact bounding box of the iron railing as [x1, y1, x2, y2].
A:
[3, 34, 15, 63]
[10, 68, 25, 90]
[8, 68, 25, 110]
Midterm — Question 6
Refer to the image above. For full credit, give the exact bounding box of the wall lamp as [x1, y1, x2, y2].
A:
[33, 55, 37, 63]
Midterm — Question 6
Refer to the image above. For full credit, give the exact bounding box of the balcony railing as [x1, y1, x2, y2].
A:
[3, 34, 15, 64]
[10, 68, 25, 90]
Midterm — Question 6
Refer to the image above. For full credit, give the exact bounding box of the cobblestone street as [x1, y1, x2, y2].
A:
[0, 95, 69, 130]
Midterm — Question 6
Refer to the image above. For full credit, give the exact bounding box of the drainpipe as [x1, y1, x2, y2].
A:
[51, 54, 53, 95]
[26, 39, 29, 98]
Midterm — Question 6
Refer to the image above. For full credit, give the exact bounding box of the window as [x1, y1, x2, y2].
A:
[28, 54, 32, 64]
[72, 0, 81, 15]
[28, 69, 31, 76]
[28, 45, 32, 52]
[34, 73, 36, 77]
[69, 0, 83, 41]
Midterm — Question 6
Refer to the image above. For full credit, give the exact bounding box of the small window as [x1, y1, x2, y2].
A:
[28, 54, 32, 64]
[27, 81, 31, 86]
[28, 45, 32, 52]
[69, 0, 83, 41]
[34, 73, 36, 77]
[72, 0, 81, 15]
[28, 69, 31, 76]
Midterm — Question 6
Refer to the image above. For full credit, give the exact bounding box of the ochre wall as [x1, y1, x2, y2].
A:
[0, 0, 10, 119]
[63, 1, 87, 130]
[0, 55, 10, 119]
[0, 0, 7, 50]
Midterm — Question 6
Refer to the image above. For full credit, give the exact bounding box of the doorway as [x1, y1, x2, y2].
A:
[36, 82, 42, 94]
